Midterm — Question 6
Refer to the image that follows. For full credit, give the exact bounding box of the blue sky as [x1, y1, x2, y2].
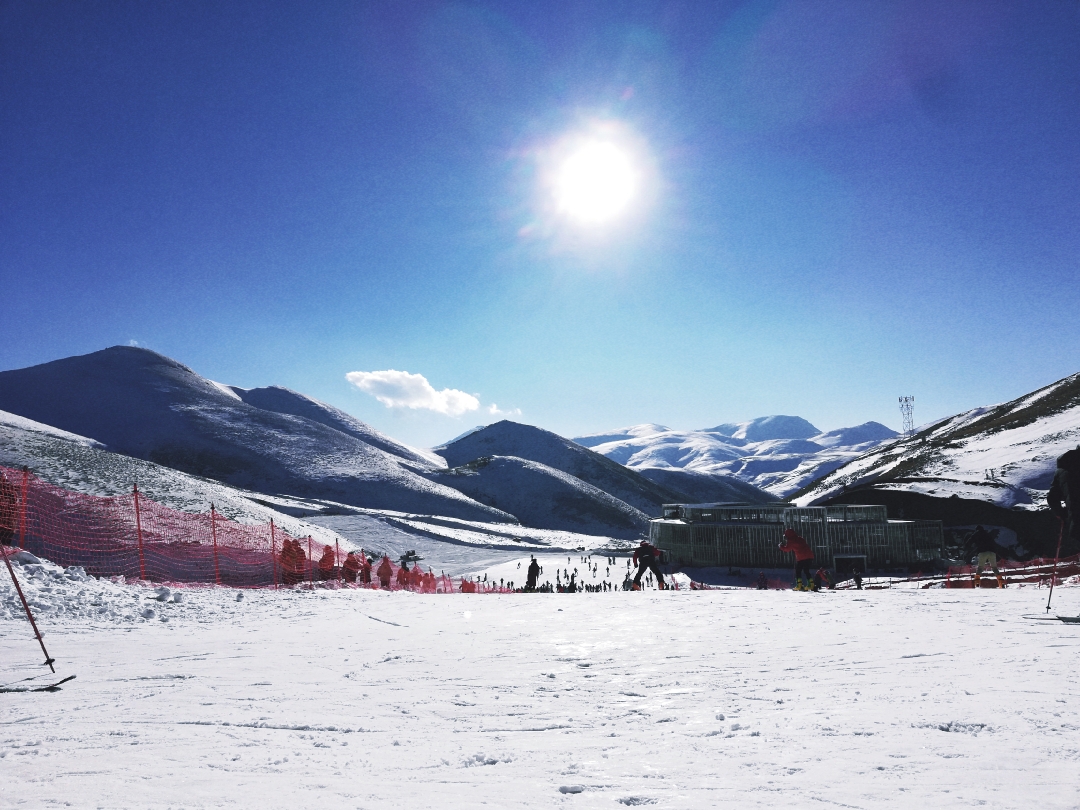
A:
[2, 1, 1078, 448]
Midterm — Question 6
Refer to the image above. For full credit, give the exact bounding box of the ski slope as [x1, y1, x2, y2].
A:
[2, 557, 1078, 809]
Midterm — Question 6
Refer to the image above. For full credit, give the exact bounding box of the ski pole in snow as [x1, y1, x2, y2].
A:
[1045, 518, 1065, 614]
[2, 548, 55, 673]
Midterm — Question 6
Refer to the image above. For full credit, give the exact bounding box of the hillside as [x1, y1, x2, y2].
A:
[791, 372, 1080, 555]
[0, 347, 509, 522]
[430, 455, 649, 538]
[794, 372, 1080, 510]
[435, 420, 690, 515]
[0, 408, 346, 546]
[635, 468, 781, 505]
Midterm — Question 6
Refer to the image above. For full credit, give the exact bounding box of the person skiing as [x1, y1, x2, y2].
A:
[813, 567, 834, 591]
[1049, 447, 1080, 554]
[779, 528, 814, 591]
[396, 560, 410, 589]
[360, 554, 372, 585]
[968, 525, 1005, 588]
[632, 539, 666, 590]
[526, 556, 541, 591]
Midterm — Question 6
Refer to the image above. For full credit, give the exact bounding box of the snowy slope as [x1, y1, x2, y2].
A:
[0, 409, 346, 547]
[431, 455, 650, 538]
[706, 414, 820, 442]
[0, 347, 508, 522]
[3, 572, 1078, 809]
[636, 468, 780, 504]
[435, 421, 687, 515]
[231, 384, 444, 468]
[794, 372, 1080, 510]
[578, 420, 898, 498]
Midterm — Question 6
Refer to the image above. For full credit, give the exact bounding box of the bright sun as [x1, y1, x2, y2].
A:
[553, 139, 638, 225]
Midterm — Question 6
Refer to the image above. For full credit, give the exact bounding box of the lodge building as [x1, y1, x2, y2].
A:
[650, 503, 945, 574]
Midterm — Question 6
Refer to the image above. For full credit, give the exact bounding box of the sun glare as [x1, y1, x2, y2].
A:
[553, 139, 638, 225]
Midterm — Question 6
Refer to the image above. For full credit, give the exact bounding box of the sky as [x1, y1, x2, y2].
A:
[2, 1, 1079, 449]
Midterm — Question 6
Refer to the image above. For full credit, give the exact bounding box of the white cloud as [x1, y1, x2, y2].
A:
[346, 369, 480, 417]
[487, 403, 522, 418]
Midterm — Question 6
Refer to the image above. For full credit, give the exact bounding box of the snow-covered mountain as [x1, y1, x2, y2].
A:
[575, 418, 898, 498]
[431, 455, 650, 538]
[0, 408, 346, 546]
[794, 372, 1080, 511]
[436, 421, 688, 515]
[0, 347, 510, 522]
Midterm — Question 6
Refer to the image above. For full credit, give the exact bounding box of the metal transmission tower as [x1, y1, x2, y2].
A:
[899, 396, 915, 437]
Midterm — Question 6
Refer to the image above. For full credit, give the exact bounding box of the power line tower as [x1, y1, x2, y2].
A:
[898, 396, 915, 437]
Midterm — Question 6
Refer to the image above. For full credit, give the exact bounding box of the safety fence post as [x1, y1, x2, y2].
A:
[308, 536, 313, 588]
[270, 519, 278, 589]
[1046, 519, 1065, 613]
[335, 539, 340, 582]
[133, 483, 146, 580]
[2, 548, 55, 673]
[17, 466, 29, 548]
[210, 504, 221, 586]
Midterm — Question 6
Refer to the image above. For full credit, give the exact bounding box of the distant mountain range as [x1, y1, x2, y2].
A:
[574, 417, 898, 498]
[430, 420, 777, 538]
[0, 346, 1074, 551]
[0, 347, 773, 540]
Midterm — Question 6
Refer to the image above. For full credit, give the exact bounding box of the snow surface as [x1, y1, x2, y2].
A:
[3, 555, 1079, 809]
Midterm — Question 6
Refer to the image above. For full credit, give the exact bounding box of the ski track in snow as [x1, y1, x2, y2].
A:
[2, 566, 1080, 808]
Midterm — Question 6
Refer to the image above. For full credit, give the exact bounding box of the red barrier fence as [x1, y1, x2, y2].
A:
[0, 466, 512, 592]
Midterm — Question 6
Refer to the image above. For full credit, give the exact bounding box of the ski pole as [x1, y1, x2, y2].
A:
[1045, 518, 1065, 614]
[2, 547, 55, 673]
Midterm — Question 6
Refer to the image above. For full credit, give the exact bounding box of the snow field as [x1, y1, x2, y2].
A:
[2, 578, 1080, 808]
[473, 553, 643, 592]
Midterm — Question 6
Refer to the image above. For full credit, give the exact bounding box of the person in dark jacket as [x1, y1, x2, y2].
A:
[318, 545, 336, 581]
[1049, 447, 1080, 554]
[0, 471, 17, 547]
[632, 540, 666, 590]
[342, 551, 360, 584]
[526, 556, 541, 590]
[779, 529, 814, 591]
[968, 525, 1005, 588]
[376, 555, 393, 589]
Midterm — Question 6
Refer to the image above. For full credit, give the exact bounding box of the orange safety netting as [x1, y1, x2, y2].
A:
[0, 466, 513, 592]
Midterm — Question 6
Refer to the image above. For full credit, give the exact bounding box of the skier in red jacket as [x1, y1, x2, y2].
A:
[779, 528, 815, 591]
[376, 555, 394, 589]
